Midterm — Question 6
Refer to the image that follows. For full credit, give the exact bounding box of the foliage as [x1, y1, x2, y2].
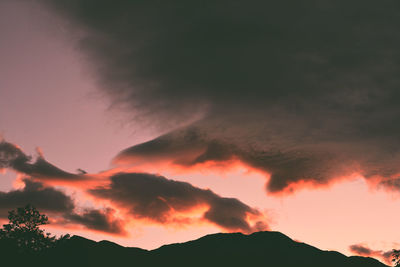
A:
[0, 205, 69, 253]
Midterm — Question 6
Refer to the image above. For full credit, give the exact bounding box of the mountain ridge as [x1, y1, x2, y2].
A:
[1, 230, 389, 267]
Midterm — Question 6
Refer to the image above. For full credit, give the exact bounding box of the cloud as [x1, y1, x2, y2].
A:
[0, 141, 30, 171]
[350, 244, 374, 255]
[41, 0, 400, 127]
[41, 1, 400, 193]
[349, 244, 393, 265]
[89, 172, 267, 233]
[377, 178, 400, 192]
[65, 208, 125, 235]
[0, 178, 74, 216]
[115, 127, 351, 194]
[1, 140, 267, 234]
[0, 176, 125, 234]
[0, 140, 86, 182]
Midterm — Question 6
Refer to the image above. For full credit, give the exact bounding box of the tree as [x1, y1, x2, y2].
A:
[0, 205, 69, 254]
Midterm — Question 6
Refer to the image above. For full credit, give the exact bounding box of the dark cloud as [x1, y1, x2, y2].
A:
[90, 172, 267, 232]
[19, 157, 82, 181]
[115, 128, 348, 193]
[378, 178, 400, 192]
[65, 208, 125, 235]
[349, 244, 393, 265]
[0, 140, 85, 181]
[0, 178, 74, 216]
[0, 170, 124, 234]
[204, 197, 267, 232]
[349, 244, 374, 255]
[41, 1, 400, 193]
[2, 140, 264, 233]
[42, 0, 400, 125]
[0, 141, 30, 170]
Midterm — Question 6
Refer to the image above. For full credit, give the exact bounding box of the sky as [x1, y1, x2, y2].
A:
[1, 0, 400, 264]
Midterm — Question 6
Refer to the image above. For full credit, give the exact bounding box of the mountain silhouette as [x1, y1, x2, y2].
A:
[0, 231, 389, 267]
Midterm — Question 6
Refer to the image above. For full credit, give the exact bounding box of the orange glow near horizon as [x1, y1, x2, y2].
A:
[3, 142, 400, 264]
[2, 153, 400, 267]
[25, 171, 400, 263]
[106, 159, 400, 262]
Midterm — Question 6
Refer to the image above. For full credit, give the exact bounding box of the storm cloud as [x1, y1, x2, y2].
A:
[90, 172, 267, 232]
[40, 1, 400, 193]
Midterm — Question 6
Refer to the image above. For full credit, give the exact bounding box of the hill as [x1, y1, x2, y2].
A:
[0, 231, 389, 267]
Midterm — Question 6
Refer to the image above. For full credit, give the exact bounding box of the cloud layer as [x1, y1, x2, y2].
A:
[40, 0, 400, 193]
[115, 128, 354, 193]
[90, 172, 267, 233]
[1, 140, 267, 234]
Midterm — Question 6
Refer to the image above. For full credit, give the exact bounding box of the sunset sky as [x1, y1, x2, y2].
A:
[1, 0, 400, 264]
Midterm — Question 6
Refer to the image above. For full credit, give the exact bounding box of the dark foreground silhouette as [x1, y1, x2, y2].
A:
[0, 231, 388, 267]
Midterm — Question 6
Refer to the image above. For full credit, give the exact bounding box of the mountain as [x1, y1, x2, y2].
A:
[1, 231, 389, 267]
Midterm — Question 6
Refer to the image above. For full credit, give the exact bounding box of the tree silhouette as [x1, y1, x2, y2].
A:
[0, 205, 69, 254]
